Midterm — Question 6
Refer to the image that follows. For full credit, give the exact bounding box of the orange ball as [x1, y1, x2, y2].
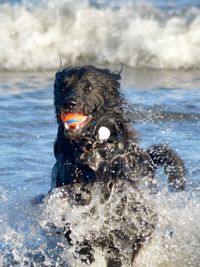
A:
[60, 112, 87, 128]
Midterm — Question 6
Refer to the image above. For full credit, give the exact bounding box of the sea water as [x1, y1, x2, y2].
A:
[1, 1, 200, 266]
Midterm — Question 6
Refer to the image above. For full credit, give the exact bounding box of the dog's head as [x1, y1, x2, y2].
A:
[54, 65, 123, 126]
[54, 65, 137, 164]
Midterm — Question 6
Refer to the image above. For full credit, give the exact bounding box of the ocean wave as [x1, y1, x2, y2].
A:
[1, 0, 200, 70]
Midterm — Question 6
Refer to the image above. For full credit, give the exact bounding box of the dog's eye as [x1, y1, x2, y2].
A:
[82, 83, 91, 93]
[98, 126, 110, 141]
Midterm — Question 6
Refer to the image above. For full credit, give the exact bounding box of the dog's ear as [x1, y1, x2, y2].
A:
[54, 67, 74, 105]
[54, 71, 64, 115]
[54, 66, 74, 90]
[54, 71, 64, 92]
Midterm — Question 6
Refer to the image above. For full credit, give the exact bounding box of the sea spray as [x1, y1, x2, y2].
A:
[40, 181, 157, 266]
[39, 187, 200, 267]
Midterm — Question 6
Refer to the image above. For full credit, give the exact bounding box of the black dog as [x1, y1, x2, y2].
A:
[51, 65, 186, 266]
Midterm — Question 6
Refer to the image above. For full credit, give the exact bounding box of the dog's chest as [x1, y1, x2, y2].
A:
[79, 142, 140, 182]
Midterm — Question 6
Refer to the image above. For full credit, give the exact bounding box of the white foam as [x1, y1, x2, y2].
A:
[135, 190, 200, 267]
[1, 1, 200, 70]
[40, 185, 200, 267]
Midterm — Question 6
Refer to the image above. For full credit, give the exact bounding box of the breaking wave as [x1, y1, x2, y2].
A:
[1, 0, 200, 71]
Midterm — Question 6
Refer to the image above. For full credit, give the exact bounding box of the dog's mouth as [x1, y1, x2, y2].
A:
[60, 112, 92, 131]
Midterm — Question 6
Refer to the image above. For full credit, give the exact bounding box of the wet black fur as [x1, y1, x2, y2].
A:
[51, 65, 186, 266]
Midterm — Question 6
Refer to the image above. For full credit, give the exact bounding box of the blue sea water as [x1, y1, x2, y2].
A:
[1, 0, 200, 266]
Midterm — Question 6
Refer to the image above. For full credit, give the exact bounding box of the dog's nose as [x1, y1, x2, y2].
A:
[63, 99, 76, 109]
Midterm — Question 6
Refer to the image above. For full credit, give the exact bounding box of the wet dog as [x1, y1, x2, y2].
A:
[51, 65, 186, 266]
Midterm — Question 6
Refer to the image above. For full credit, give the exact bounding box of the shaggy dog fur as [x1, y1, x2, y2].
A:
[51, 65, 186, 266]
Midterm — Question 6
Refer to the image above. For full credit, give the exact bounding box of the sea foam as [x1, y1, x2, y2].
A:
[1, 0, 200, 70]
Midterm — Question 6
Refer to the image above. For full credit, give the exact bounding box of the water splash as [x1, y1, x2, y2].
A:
[38, 183, 200, 267]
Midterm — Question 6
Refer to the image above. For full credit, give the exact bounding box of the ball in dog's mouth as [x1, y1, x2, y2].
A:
[60, 112, 92, 130]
